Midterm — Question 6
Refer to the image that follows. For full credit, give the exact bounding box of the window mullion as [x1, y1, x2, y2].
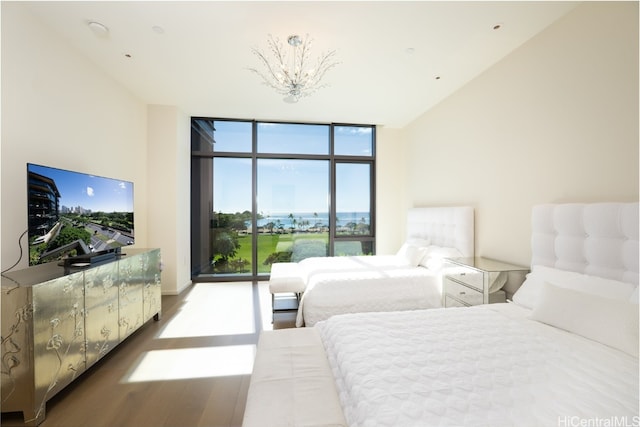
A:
[251, 120, 258, 276]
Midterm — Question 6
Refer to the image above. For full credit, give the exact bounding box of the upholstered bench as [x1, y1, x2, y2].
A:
[243, 328, 347, 427]
[269, 262, 306, 316]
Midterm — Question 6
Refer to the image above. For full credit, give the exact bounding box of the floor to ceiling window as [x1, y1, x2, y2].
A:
[191, 118, 376, 281]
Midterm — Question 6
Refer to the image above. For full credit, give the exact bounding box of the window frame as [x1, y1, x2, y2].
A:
[191, 118, 376, 282]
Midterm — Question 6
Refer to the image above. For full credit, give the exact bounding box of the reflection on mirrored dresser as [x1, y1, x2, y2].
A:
[443, 257, 529, 308]
[1, 248, 161, 426]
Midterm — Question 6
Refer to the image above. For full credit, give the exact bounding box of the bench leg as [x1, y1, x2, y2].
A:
[270, 292, 302, 323]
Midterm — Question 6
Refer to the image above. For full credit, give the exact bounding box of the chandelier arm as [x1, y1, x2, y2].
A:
[248, 53, 281, 90]
[267, 35, 298, 87]
[303, 50, 338, 88]
[298, 40, 313, 81]
[250, 47, 294, 92]
[267, 37, 286, 70]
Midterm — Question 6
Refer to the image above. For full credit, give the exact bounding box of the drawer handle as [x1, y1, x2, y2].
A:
[460, 272, 466, 276]
[459, 291, 466, 295]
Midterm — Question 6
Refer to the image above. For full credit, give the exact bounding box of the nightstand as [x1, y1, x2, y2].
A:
[443, 257, 529, 307]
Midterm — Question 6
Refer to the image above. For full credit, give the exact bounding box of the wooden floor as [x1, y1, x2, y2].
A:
[1, 281, 296, 427]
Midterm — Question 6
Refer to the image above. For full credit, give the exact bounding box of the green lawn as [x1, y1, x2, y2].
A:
[234, 232, 328, 273]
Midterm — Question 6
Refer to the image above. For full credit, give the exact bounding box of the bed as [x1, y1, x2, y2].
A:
[290, 206, 475, 326]
[244, 202, 639, 427]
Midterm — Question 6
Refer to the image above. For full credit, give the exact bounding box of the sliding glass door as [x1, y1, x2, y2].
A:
[256, 159, 329, 270]
[211, 157, 253, 274]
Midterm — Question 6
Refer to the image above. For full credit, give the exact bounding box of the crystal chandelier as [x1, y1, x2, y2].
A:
[248, 34, 339, 103]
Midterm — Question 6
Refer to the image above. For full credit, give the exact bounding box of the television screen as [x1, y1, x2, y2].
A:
[27, 163, 134, 266]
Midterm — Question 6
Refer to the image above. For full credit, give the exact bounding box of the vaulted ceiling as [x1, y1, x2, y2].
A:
[24, 1, 579, 128]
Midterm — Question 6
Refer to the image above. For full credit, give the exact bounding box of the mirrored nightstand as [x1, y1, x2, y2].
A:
[443, 257, 529, 307]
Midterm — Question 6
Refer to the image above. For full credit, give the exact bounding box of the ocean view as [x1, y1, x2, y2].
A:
[255, 212, 370, 229]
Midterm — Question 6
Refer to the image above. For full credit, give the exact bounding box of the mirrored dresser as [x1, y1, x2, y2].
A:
[1, 248, 161, 425]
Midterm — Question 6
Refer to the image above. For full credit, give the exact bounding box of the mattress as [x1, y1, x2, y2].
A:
[296, 255, 442, 326]
[315, 303, 639, 427]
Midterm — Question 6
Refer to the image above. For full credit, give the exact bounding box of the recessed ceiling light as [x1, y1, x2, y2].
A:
[87, 21, 109, 38]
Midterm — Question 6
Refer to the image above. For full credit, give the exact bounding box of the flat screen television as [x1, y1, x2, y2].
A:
[27, 163, 134, 266]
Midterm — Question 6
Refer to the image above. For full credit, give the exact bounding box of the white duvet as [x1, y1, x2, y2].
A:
[296, 255, 442, 327]
[316, 303, 639, 427]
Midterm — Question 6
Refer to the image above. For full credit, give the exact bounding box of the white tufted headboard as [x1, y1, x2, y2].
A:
[531, 203, 639, 285]
[406, 207, 474, 257]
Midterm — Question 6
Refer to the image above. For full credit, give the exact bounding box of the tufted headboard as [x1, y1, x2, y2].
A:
[406, 207, 474, 257]
[531, 203, 639, 285]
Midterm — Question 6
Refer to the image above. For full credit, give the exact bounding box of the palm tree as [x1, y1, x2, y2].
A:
[265, 222, 275, 235]
[288, 213, 295, 233]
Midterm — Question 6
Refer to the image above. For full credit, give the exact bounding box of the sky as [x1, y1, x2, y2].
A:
[28, 163, 134, 213]
[212, 121, 373, 215]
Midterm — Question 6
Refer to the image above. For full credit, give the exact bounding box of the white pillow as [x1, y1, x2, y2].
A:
[530, 282, 639, 357]
[419, 246, 463, 270]
[512, 265, 637, 310]
[396, 243, 428, 267]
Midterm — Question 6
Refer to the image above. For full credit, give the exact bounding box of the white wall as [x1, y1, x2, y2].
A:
[1, 3, 148, 270]
[147, 106, 192, 294]
[403, 1, 639, 267]
[375, 127, 409, 254]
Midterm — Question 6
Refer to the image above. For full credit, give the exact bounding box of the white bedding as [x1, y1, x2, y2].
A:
[285, 206, 474, 327]
[316, 303, 639, 427]
[295, 255, 442, 327]
[244, 203, 639, 427]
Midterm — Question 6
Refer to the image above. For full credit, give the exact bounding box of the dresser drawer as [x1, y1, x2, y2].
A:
[446, 266, 484, 291]
[444, 277, 483, 306]
[444, 295, 468, 307]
